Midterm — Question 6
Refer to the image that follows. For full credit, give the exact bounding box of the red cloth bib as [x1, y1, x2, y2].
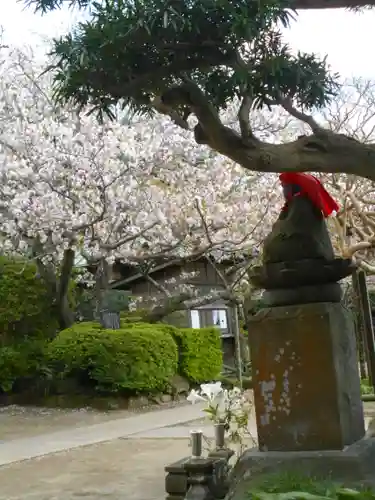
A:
[279, 172, 339, 218]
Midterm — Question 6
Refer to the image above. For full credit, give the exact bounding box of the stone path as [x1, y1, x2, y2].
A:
[0, 405, 134, 441]
[0, 402, 207, 466]
[0, 438, 189, 500]
[0, 403, 217, 500]
[0, 401, 373, 500]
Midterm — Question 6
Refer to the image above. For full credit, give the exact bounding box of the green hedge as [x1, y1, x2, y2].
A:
[47, 322, 178, 393]
[0, 317, 224, 396]
[0, 256, 58, 343]
[120, 310, 150, 324]
[173, 327, 222, 383]
[0, 340, 49, 393]
[122, 322, 223, 383]
[120, 320, 178, 335]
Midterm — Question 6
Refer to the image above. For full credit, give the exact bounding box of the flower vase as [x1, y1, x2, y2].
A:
[190, 430, 203, 458]
[214, 422, 226, 449]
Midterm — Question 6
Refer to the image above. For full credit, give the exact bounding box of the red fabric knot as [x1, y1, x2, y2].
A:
[279, 172, 339, 218]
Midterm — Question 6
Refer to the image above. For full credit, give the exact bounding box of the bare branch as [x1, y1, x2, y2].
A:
[151, 96, 190, 130]
[349, 241, 375, 256]
[100, 222, 159, 251]
[355, 258, 375, 274]
[194, 199, 213, 246]
[276, 97, 322, 133]
[160, 80, 229, 145]
[347, 191, 375, 232]
[205, 256, 230, 289]
[145, 274, 172, 297]
[185, 289, 238, 308]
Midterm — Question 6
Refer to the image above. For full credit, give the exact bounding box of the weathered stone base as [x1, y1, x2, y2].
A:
[248, 302, 365, 451]
[226, 438, 375, 500]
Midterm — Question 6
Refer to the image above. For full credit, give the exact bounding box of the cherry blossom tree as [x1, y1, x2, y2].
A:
[0, 46, 279, 329]
[312, 80, 375, 271]
[23, 0, 375, 183]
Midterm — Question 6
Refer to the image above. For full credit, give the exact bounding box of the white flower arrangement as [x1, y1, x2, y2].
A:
[187, 381, 256, 453]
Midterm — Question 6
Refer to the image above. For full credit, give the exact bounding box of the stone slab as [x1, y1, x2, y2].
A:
[226, 438, 375, 500]
[248, 302, 365, 451]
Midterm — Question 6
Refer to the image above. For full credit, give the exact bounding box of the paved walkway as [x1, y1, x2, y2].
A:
[0, 402, 209, 466]
[0, 402, 373, 467]
[0, 403, 373, 500]
[0, 438, 191, 500]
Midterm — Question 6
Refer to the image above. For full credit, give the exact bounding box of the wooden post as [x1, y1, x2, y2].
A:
[233, 304, 243, 389]
[351, 270, 368, 379]
[356, 269, 375, 392]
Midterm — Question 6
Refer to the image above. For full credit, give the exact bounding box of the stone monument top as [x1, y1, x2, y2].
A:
[249, 172, 354, 305]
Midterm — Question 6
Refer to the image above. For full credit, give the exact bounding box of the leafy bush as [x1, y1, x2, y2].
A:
[0, 340, 50, 393]
[47, 322, 178, 393]
[361, 378, 374, 395]
[120, 320, 178, 335]
[123, 322, 223, 383]
[173, 327, 222, 383]
[120, 309, 152, 324]
[119, 322, 222, 384]
[0, 346, 26, 392]
[0, 256, 58, 343]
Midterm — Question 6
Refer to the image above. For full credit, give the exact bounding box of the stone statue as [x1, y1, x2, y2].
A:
[249, 172, 354, 306]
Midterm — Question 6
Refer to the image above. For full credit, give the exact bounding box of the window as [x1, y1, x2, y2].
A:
[212, 309, 228, 329]
[190, 309, 201, 329]
[190, 308, 229, 332]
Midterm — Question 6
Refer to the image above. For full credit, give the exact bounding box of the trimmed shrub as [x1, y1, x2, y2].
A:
[120, 309, 150, 324]
[0, 256, 58, 343]
[0, 345, 26, 392]
[47, 322, 178, 393]
[120, 320, 179, 336]
[0, 340, 50, 393]
[173, 327, 222, 383]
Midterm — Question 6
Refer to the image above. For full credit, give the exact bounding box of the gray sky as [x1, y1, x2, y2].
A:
[2, 0, 375, 78]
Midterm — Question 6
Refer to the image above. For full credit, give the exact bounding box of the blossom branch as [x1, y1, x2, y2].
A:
[99, 222, 159, 251]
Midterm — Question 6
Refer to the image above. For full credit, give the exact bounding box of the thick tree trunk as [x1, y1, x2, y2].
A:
[34, 241, 76, 334]
[163, 83, 375, 183]
[95, 259, 125, 329]
[205, 128, 375, 183]
[57, 294, 75, 330]
[56, 248, 75, 330]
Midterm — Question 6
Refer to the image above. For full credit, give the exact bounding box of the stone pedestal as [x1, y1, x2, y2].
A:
[165, 455, 232, 500]
[248, 302, 365, 451]
[165, 457, 190, 500]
